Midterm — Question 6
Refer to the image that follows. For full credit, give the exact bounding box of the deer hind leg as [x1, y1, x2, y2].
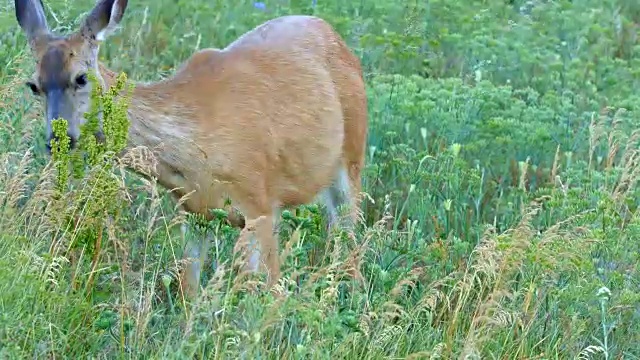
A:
[347, 160, 363, 227]
[322, 163, 356, 236]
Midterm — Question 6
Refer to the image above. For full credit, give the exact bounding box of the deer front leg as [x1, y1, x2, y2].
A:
[179, 223, 211, 298]
[258, 213, 281, 287]
[233, 212, 281, 287]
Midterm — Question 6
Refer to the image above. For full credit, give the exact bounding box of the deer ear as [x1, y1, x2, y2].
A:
[80, 0, 129, 42]
[14, 0, 49, 40]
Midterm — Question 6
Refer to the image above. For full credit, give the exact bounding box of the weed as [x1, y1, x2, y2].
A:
[0, 0, 639, 358]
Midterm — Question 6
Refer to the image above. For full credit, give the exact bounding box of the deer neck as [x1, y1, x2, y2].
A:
[97, 63, 203, 196]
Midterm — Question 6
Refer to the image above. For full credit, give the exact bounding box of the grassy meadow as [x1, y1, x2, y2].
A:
[1, 0, 640, 358]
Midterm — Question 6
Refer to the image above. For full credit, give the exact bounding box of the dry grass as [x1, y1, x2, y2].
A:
[1, 0, 640, 358]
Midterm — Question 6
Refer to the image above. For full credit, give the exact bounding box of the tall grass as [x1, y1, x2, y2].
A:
[0, 0, 639, 358]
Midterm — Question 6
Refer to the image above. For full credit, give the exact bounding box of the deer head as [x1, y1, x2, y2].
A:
[14, 0, 129, 153]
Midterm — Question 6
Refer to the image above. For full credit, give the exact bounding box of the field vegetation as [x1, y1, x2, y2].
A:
[0, 0, 639, 358]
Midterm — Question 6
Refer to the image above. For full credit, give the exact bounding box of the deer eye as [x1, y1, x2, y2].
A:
[25, 81, 40, 95]
[75, 73, 88, 87]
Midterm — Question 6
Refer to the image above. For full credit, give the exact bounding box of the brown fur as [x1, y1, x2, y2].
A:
[15, 0, 368, 296]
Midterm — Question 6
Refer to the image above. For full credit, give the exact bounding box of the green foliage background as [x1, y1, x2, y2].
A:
[0, 0, 639, 358]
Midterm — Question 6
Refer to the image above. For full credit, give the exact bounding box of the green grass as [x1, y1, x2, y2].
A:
[1, 0, 640, 358]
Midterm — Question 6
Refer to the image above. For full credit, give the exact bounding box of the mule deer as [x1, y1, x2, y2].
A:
[14, 0, 368, 296]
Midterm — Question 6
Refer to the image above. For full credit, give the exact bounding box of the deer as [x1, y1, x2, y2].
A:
[14, 0, 368, 297]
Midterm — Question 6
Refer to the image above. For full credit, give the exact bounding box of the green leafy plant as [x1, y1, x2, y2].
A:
[47, 71, 133, 293]
[0, 0, 639, 358]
